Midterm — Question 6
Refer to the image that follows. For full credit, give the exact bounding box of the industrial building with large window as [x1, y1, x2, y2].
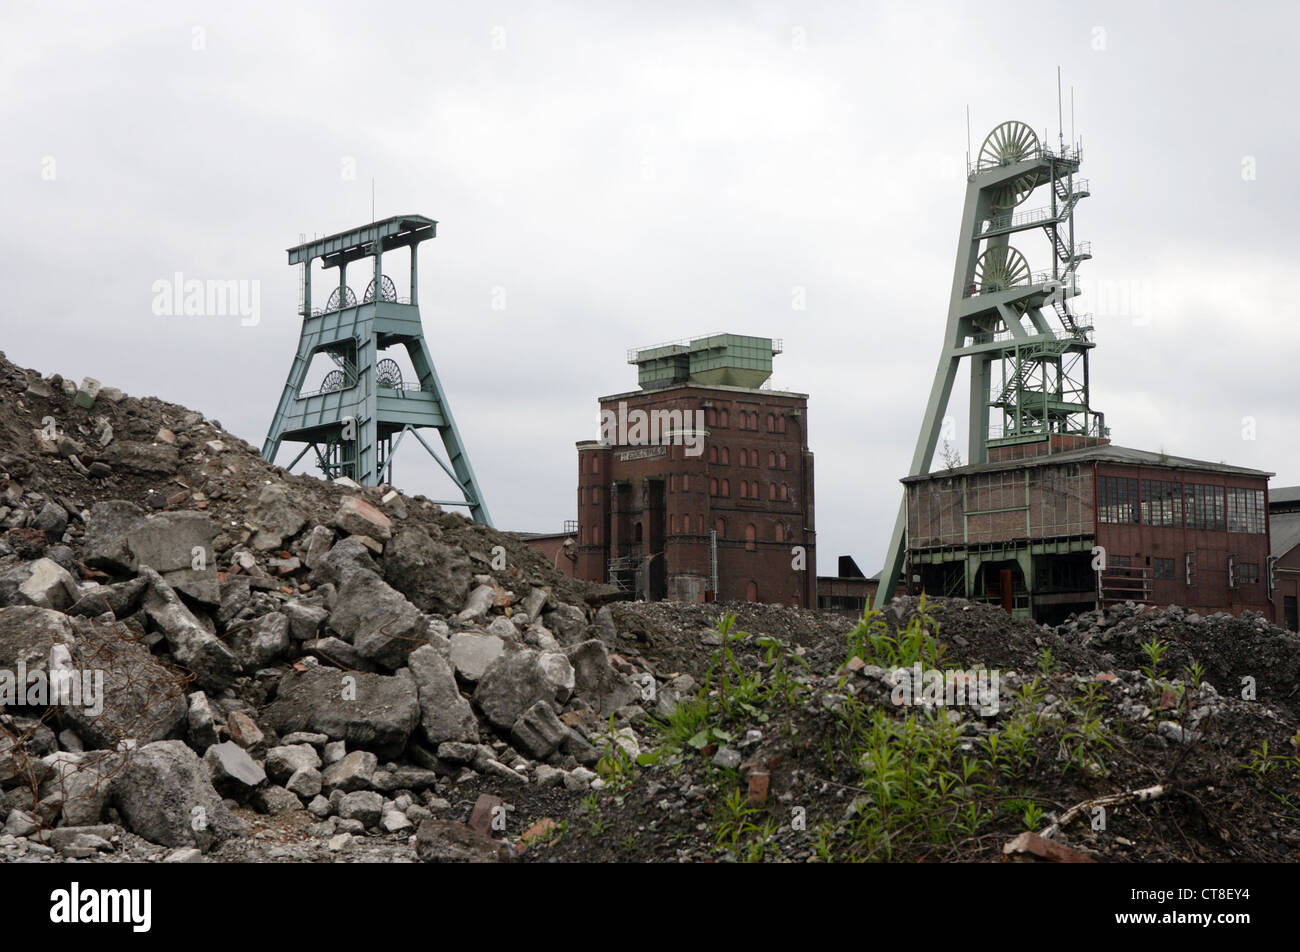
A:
[572, 333, 816, 606]
[904, 443, 1273, 624]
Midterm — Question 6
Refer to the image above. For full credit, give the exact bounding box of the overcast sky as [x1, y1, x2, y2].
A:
[3, 1, 1298, 576]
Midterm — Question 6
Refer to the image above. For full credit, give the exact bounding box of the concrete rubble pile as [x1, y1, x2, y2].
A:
[0, 352, 660, 863]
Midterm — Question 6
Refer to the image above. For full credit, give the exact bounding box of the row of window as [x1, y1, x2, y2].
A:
[578, 473, 795, 503]
[707, 446, 790, 468]
[671, 517, 791, 544]
[1097, 477, 1266, 533]
[577, 519, 790, 547]
[819, 595, 867, 611]
[1113, 553, 1262, 586]
[582, 438, 794, 476]
[709, 478, 791, 501]
[1226, 488, 1267, 534]
[704, 407, 789, 434]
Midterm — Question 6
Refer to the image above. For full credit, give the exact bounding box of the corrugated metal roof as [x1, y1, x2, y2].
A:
[1270, 511, 1300, 558]
[902, 443, 1274, 483]
[1269, 485, 1300, 505]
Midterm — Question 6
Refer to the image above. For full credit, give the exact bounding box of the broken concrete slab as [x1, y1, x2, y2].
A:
[110, 740, 247, 851]
[0, 605, 76, 673]
[328, 570, 428, 670]
[264, 666, 419, 759]
[510, 700, 567, 760]
[408, 643, 479, 745]
[565, 639, 640, 716]
[383, 526, 472, 615]
[138, 567, 241, 690]
[472, 650, 556, 731]
[62, 617, 189, 749]
[204, 741, 267, 795]
[15, 557, 79, 610]
[448, 631, 506, 682]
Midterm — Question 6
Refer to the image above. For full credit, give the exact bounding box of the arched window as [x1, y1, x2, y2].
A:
[721, 479, 729, 497]
[777, 416, 786, 434]
[683, 514, 691, 532]
[720, 447, 730, 465]
[768, 451, 776, 467]
[767, 413, 775, 432]
[769, 483, 777, 500]
[745, 524, 756, 551]
[706, 407, 717, 426]
[750, 412, 759, 429]
[774, 523, 785, 542]
[709, 445, 718, 464]
[683, 474, 690, 492]
[715, 518, 726, 537]
[780, 483, 789, 501]
[779, 452, 787, 468]
[740, 481, 748, 499]
[719, 409, 728, 427]
[670, 474, 678, 493]
[739, 448, 748, 466]
[751, 481, 759, 498]
[710, 477, 718, 496]
[592, 455, 600, 474]
[746, 581, 758, 602]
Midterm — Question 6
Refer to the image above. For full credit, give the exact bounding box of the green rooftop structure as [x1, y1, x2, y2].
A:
[261, 215, 492, 525]
[628, 333, 783, 390]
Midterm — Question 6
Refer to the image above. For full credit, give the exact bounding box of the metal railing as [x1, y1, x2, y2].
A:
[298, 381, 354, 399]
[299, 379, 423, 399]
[627, 333, 783, 362]
[970, 319, 1092, 348]
[966, 144, 1082, 181]
[978, 183, 1088, 237]
[311, 296, 412, 317]
[1065, 313, 1094, 335]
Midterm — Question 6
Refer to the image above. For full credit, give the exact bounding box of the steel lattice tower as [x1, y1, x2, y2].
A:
[876, 121, 1104, 608]
[262, 215, 492, 525]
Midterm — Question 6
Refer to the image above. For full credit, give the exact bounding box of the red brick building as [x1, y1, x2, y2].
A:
[904, 443, 1275, 625]
[1268, 486, 1300, 630]
[513, 526, 579, 579]
[573, 334, 815, 606]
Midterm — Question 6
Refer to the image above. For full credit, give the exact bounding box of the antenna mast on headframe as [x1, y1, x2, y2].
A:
[1057, 67, 1065, 152]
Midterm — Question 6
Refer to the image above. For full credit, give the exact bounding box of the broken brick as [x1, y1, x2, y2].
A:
[469, 793, 505, 838]
[1002, 832, 1095, 863]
